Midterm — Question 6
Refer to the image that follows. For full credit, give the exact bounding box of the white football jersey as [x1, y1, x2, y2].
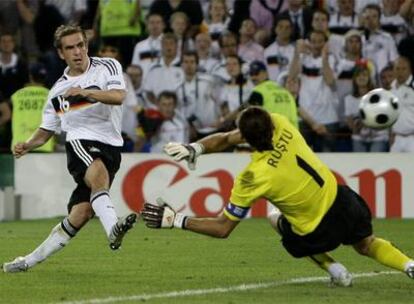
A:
[41, 57, 126, 146]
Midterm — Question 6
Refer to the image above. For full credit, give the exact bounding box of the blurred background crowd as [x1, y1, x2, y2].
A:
[1, 0, 414, 154]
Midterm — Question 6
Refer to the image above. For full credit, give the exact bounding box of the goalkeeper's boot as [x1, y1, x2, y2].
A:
[406, 264, 414, 279]
[330, 270, 353, 287]
[109, 213, 138, 250]
[3, 257, 29, 273]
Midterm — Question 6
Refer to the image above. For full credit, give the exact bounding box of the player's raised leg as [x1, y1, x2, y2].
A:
[268, 209, 352, 286]
[85, 158, 137, 250]
[353, 235, 414, 279]
[3, 202, 91, 273]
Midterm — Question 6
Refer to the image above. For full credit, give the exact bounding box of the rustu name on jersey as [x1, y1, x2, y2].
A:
[267, 128, 293, 168]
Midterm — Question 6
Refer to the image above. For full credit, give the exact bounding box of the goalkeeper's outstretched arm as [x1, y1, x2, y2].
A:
[198, 128, 244, 153]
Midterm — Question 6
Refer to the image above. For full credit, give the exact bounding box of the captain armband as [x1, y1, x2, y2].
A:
[225, 203, 250, 220]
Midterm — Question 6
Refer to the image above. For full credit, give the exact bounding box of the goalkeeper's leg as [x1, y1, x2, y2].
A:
[353, 235, 414, 278]
[268, 209, 352, 286]
[3, 203, 89, 273]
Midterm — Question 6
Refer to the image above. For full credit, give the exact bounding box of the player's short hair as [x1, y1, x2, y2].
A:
[363, 4, 381, 18]
[162, 32, 178, 43]
[238, 107, 274, 152]
[54, 24, 87, 49]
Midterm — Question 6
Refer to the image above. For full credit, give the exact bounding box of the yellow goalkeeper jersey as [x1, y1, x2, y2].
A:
[224, 113, 338, 235]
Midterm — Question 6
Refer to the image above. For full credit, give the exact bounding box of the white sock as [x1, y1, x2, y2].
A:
[25, 218, 76, 268]
[91, 190, 118, 237]
[327, 262, 348, 278]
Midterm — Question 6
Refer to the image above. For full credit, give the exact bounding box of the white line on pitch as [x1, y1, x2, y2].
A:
[55, 271, 400, 304]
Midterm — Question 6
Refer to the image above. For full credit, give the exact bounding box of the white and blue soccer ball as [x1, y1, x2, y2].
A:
[359, 88, 400, 129]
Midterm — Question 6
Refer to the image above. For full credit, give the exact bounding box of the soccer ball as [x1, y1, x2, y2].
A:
[359, 88, 400, 129]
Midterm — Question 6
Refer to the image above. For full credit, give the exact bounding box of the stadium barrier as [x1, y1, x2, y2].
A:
[2, 153, 413, 221]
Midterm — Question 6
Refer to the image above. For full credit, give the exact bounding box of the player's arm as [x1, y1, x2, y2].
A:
[141, 198, 240, 238]
[164, 128, 244, 170]
[64, 87, 126, 105]
[13, 128, 54, 158]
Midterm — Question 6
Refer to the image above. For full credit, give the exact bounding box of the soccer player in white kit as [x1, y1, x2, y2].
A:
[3, 25, 137, 273]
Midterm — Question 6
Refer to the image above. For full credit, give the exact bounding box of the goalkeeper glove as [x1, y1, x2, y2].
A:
[141, 198, 188, 229]
[163, 142, 204, 170]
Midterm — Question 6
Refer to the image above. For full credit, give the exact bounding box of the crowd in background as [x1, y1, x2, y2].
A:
[1, 0, 414, 154]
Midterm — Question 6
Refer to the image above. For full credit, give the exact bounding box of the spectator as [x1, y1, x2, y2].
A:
[98, 44, 139, 152]
[0, 92, 11, 153]
[194, 32, 219, 73]
[361, 4, 398, 79]
[143, 33, 184, 105]
[264, 16, 295, 83]
[170, 11, 194, 58]
[200, 0, 230, 42]
[11, 63, 54, 153]
[211, 31, 239, 83]
[379, 64, 395, 90]
[150, 91, 189, 153]
[311, 9, 344, 60]
[16, 0, 40, 62]
[237, 18, 264, 63]
[149, 0, 203, 37]
[329, 0, 359, 35]
[219, 55, 253, 116]
[344, 66, 389, 152]
[288, 30, 339, 152]
[381, 0, 408, 43]
[0, 32, 29, 98]
[336, 30, 376, 122]
[249, 0, 288, 44]
[177, 51, 220, 140]
[131, 13, 165, 78]
[126, 64, 153, 109]
[278, 0, 313, 40]
[94, 0, 142, 66]
[248, 60, 298, 128]
[390, 56, 414, 152]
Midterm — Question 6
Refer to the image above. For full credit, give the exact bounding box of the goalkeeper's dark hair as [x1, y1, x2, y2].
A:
[237, 107, 274, 152]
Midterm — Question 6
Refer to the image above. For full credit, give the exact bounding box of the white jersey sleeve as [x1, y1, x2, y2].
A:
[40, 93, 61, 133]
[100, 57, 126, 90]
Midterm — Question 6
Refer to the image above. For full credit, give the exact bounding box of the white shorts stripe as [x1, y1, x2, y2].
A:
[70, 140, 92, 166]
[74, 140, 94, 164]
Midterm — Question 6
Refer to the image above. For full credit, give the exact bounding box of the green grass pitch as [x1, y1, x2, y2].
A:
[0, 218, 413, 304]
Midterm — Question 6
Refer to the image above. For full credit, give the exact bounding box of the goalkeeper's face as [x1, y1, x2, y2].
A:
[58, 33, 89, 74]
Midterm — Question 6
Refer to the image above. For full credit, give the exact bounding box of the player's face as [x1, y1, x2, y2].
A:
[275, 20, 292, 41]
[394, 58, 412, 84]
[58, 32, 88, 75]
[182, 56, 197, 76]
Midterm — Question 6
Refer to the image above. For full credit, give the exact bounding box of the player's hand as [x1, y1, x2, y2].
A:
[163, 142, 204, 170]
[13, 142, 30, 158]
[141, 198, 187, 229]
